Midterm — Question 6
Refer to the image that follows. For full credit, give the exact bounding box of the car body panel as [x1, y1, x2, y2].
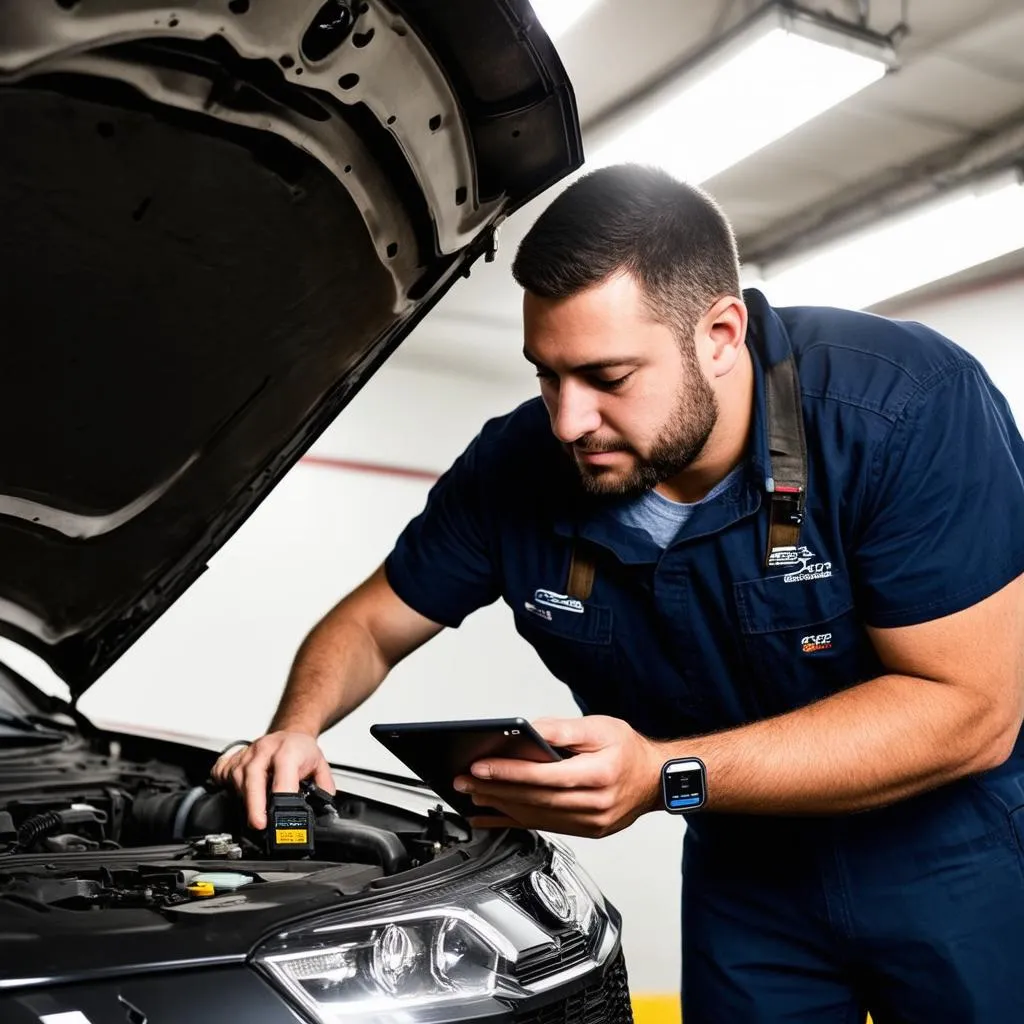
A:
[0, 0, 581, 697]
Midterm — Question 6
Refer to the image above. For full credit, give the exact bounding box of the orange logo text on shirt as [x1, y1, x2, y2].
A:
[801, 633, 833, 654]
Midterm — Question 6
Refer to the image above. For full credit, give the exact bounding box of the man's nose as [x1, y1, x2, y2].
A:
[551, 380, 601, 443]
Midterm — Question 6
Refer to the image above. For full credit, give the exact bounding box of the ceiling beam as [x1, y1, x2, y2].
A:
[741, 104, 1024, 265]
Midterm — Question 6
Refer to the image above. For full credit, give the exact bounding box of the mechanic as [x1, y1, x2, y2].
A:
[215, 164, 1024, 1023]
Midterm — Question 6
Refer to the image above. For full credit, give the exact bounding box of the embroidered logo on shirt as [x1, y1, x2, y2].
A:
[770, 545, 834, 583]
[523, 601, 553, 621]
[801, 632, 833, 653]
[767, 544, 807, 568]
[533, 588, 585, 614]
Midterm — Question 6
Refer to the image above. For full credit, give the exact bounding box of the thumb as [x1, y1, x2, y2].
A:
[532, 716, 600, 752]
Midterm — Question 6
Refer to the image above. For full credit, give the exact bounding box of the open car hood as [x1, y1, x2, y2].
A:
[0, 0, 581, 699]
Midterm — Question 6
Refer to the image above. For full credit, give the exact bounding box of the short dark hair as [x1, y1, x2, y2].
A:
[511, 164, 740, 340]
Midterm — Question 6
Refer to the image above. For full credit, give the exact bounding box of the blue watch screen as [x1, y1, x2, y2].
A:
[664, 760, 705, 810]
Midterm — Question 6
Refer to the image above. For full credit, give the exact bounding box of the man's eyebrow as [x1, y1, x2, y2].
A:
[521, 351, 641, 373]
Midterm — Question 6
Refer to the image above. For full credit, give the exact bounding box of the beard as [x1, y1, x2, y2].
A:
[570, 358, 719, 500]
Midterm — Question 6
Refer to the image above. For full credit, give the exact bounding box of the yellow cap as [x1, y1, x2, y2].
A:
[187, 881, 216, 898]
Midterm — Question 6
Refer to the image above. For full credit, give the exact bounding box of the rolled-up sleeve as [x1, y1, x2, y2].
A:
[385, 433, 501, 628]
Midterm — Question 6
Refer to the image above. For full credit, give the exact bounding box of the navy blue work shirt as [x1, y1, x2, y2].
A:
[385, 289, 1024, 742]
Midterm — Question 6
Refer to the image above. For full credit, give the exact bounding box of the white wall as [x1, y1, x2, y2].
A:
[880, 272, 1024, 419]
[80, 354, 551, 747]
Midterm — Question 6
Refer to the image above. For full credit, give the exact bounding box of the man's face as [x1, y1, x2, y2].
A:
[523, 273, 719, 499]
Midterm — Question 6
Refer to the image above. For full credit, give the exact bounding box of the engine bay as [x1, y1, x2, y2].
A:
[0, 718, 472, 915]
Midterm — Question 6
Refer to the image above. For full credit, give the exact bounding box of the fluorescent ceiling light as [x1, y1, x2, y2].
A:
[588, 4, 892, 183]
[749, 173, 1024, 309]
[530, 0, 600, 39]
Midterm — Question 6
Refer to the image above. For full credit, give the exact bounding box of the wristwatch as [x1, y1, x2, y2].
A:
[660, 756, 707, 813]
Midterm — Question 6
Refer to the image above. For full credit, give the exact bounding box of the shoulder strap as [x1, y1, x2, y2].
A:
[566, 541, 596, 602]
[764, 352, 808, 567]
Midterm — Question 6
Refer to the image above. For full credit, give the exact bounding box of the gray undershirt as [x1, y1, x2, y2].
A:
[606, 465, 744, 549]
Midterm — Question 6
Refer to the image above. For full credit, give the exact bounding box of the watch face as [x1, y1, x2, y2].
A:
[663, 758, 705, 811]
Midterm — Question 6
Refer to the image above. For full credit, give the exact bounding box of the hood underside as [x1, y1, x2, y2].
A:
[0, 0, 582, 697]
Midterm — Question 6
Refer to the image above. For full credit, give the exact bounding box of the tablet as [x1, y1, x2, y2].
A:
[370, 717, 566, 819]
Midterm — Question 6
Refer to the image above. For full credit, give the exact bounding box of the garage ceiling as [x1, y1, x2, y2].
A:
[398, 0, 1024, 379]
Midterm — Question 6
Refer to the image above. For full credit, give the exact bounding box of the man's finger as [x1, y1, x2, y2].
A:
[244, 756, 273, 830]
[466, 751, 601, 787]
[212, 751, 239, 782]
[314, 759, 337, 794]
[270, 756, 302, 796]
[465, 779, 610, 812]
[214, 742, 250, 783]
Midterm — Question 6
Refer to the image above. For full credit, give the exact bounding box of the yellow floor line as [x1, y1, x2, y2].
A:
[631, 995, 681, 1024]
[632, 995, 876, 1024]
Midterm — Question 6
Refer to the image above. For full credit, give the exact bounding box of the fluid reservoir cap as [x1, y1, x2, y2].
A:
[186, 881, 216, 898]
[192, 872, 253, 892]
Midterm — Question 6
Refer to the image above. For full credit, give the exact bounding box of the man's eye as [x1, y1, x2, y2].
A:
[595, 372, 633, 391]
[535, 370, 557, 384]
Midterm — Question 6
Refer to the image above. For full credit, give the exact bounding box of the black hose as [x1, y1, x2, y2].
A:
[315, 814, 409, 875]
[16, 806, 108, 851]
[131, 787, 239, 842]
[16, 810, 63, 849]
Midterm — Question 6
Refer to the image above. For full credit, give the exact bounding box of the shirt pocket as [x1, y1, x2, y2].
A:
[733, 572, 865, 716]
[513, 603, 630, 718]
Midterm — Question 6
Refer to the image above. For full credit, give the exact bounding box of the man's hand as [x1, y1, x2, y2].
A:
[453, 716, 663, 838]
[211, 731, 336, 830]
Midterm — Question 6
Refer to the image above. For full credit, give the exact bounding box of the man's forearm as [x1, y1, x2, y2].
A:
[656, 672, 1017, 815]
[269, 615, 391, 737]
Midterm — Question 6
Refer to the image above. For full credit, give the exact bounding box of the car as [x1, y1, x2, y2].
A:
[0, 1, 634, 1021]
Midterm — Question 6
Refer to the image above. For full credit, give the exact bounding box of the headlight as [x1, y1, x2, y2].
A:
[258, 908, 508, 1023]
[549, 846, 602, 936]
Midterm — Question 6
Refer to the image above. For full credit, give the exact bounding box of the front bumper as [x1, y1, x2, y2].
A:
[0, 945, 632, 1024]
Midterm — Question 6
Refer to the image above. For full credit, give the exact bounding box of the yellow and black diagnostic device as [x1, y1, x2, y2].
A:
[266, 792, 315, 856]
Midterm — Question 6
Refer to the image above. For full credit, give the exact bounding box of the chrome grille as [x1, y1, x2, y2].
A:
[501, 877, 592, 985]
[513, 950, 633, 1024]
[516, 930, 590, 986]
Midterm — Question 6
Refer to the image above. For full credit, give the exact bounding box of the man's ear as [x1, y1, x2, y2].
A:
[699, 295, 747, 377]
